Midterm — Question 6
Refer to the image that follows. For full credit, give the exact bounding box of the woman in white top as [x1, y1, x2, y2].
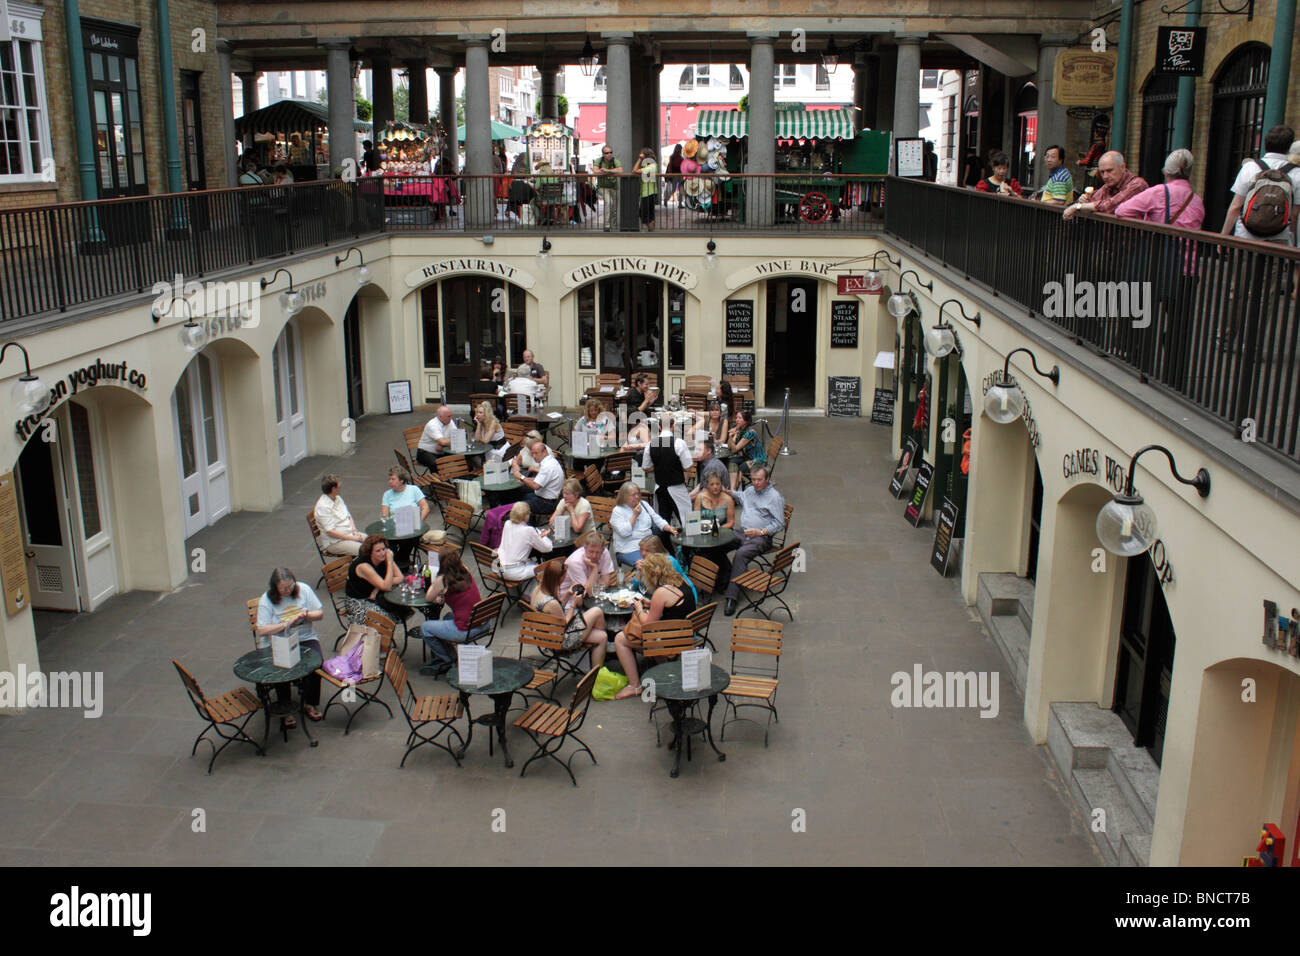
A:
[579, 399, 615, 440]
[516, 430, 547, 473]
[497, 500, 553, 583]
[313, 473, 365, 557]
[254, 568, 326, 725]
[549, 478, 592, 535]
[473, 401, 508, 460]
[609, 481, 678, 567]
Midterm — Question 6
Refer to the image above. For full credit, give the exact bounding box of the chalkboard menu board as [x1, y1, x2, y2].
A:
[827, 376, 861, 417]
[904, 460, 935, 525]
[889, 436, 919, 499]
[726, 300, 754, 347]
[830, 301, 859, 348]
[931, 497, 960, 576]
[871, 387, 895, 425]
[721, 352, 755, 388]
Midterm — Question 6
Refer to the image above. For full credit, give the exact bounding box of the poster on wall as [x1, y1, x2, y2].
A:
[725, 300, 754, 347]
[1155, 26, 1207, 76]
[830, 301, 859, 348]
[889, 436, 919, 498]
[386, 380, 413, 415]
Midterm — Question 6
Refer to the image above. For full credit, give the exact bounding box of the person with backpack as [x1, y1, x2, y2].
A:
[1220, 125, 1299, 245]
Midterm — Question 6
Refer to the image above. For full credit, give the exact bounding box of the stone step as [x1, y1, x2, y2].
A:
[1119, 831, 1152, 867]
[976, 571, 1035, 631]
[1072, 768, 1144, 865]
[1047, 701, 1135, 777]
[1107, 745, 1160, 831]
[987, 613, 1029, 695]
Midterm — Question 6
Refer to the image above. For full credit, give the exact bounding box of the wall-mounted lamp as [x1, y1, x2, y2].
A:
[335, 246, 372, 285]
[704, 238, 717, 266]
[924, 322, 957, 358]
[1, 342, 50, 416]
[1096, 444, 1210, 556]
[821, 37, 841, 73]
[887, 269, 932, 318]
[538, 237, 552, 262]
[481, 235, 495, 246]
[938, 297, 981, 328]
[829, 249, 899, 292]
[164, 297, 209, 352]
[260, 268, 302, 315]
[984, 347, 1059, 424]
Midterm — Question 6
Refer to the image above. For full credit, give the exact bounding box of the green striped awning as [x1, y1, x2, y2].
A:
[694, 107, 856, 140]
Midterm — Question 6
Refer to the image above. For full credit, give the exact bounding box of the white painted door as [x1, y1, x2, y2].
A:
[15, 414, 80, 612]
[274, 320, 308, 470]
[64, 400, 118, 611]
[173, 353, 230, 537]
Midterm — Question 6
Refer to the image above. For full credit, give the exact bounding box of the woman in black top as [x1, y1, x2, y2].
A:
[344, 534, 410, 627]
[612, 553, 696, 699]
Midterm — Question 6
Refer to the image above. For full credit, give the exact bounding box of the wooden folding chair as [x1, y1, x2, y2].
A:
[435, 454, 476, 480]
[174, 660, 264, 773]
[682, 392, 707, 412]
[469, 393, 499, 413]
[686, 601, 719, 652]
[403, 426, 429, 474]
[688, 555, 720, 597]
[516, 610, 585, 692]
[514, 667, 600, 786]
[581, 464, 604, 495]
[306, 512, 329, 586]
[320, 556, 352, 644]
[502, 420, 531, 445]
[442, 499, 474, 553]
[384, 651, 466, 769]
[720, 618, 783, 746]
[468, 542, 530, 624]
[602, 453, 635, 494]
[642, 620, 700, 745]
[245, 598, 262, 650]
[588, 496, 615, 534]
[732, 542, 799, 621]
[684, 375, 712, 392]
[764, 435, 784, 478]
[316, 612, 396, 734]
[596, 373, 622, 388]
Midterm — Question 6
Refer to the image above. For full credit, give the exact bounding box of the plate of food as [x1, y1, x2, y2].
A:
[605, 588, 640, 609]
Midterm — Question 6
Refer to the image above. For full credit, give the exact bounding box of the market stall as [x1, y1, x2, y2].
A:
[234, 99, 371, 181]
[690, 106, 889, 222]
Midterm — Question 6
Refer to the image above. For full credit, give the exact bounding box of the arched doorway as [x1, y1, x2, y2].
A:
[343, 296, 364, 419]
[1139, 72, 1180, 189]
[272, 318, 307, 469]
[173, 351, 230, 538]
[1013, 82, 1038, 190]
[764, 277, 818, 406]
[422, 275, 530, 402]
[576, 276, 687, 387]
[1204, 43, 1270, 232]
[1114, 549, 1177, 765]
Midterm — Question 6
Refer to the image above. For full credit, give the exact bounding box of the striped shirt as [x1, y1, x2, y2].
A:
[1041, 167, 1074, 204]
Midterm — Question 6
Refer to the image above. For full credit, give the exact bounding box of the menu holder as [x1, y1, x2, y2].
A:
[271, 631, 301, 669]
[684, 510, 702, 536]
[632, 464, 648, 490]
[694, 429, 709, 444]
[555, 513, 571, 540]
[484, 460, 509, 486]
[571, 428, 591, 459]
[450, 428, 467, 454]
[393, 504, 420, 536]
[458, 644, 493, 688]
[599, 385, 615, 393]
[680, 648, 712, 691]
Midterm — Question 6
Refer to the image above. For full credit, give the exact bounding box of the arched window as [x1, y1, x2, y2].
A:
[678, 66, 694, 90]
[593, 66, 607, 90]
[729, 65, 744, 90]
[1204, 43, 1270, 230]
[1139, 72, 1179, 189]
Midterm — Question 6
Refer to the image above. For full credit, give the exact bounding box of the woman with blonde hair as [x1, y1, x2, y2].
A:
[497, 500, 553, 584]
[532, 557, 609, 666]
[612, 552, 696, 699]
[473, 400, 508, 458]
[549, 477, 592, 535]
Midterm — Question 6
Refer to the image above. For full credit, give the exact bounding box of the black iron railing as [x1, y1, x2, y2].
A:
[885, 176, 1300, 464]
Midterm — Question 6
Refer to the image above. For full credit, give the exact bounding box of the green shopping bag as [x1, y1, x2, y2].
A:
[592, 666, 629, 701]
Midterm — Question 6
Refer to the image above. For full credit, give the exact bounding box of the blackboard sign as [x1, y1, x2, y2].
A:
[721, 352, 755, 388]
[931, 497, 959, 576]
[726, 300, 754, 347]
[889, 436, 918, 498]
[827, 376, 861, 417]
[904, 460, 935, 525]
[1155, 26, 1206, 76]
[871, 387, 895, 426]
[830, 301, 859, 348]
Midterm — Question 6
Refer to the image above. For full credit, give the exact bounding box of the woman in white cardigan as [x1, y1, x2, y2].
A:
[609, 481, 678, 567]
[497, 500, 553, 583]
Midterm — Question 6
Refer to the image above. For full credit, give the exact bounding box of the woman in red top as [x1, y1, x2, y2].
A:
[418, 546, 485, 676]
[975, 150, 1022, 197]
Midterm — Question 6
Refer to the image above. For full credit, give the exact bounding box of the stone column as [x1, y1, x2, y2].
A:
[236, 70, 261, 151]
[649, 63, 663, 156]
[893, 35, 925, 140]
[463, 39, 494, 227]
[1001, 74, 1014, 158]
[371, 55, 394, 134]
[539, 67, 558, 119]
[218, 41, 237, 186]
[1033, 36, 1071, 190]
[602, 34, 634, 230]
[875, 45, 897, 133]
[324, 41, 356, 176]
[746, 33, 776, 227]
[437, 67, 457, 172]
[852, 56, 870, 130]
[406, 60, 428, 124]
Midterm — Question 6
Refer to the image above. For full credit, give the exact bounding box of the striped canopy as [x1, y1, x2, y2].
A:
[694, 107, 857, 140]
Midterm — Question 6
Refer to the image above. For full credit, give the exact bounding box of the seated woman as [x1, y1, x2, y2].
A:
[635, 535, 698, 605]
[532, 556, 609, 669]
[255, 567, 326, 726]
[620, 417, 652, 453]
[610, 481, 678, 568]
[344, 534, 412, 628]
[706, 399, 730, 447]
[516, 430, 548, 474]
[730, 408, 767, 490]
[578, 399, 615, 442]
[691, 471, 738, 592]
[549, 478, 592, 536]
[498, 500, 553, 586]
[473, 400, 509, 460]
[419, 546, 484, 676]
[612, 553, 697, 699]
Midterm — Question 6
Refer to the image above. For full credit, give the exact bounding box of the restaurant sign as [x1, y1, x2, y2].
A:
[1155, 27, 1206, 76]
[725, 258, 836, 290]
[405, 258, 537, 289]
[15, 359, 148, 441]
[838, 274, 882, 295]
[1052, 49, 1117, 107]
[562, 257, 697, 290]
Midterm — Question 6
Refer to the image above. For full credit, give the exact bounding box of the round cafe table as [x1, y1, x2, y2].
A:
[381, 585, 437, 659]
[438, 440, 490, 458]
[474, 473, 527, 509]
[233, 645, 325, 750]
[365, 517, 432, 571]
[641, 660, 730, 778]
[445, 658, 535, 768]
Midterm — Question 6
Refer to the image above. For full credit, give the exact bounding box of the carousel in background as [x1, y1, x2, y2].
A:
[378, 117, 461, 222]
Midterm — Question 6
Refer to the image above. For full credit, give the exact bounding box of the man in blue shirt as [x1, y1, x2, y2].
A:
[723, 465, 786, 616]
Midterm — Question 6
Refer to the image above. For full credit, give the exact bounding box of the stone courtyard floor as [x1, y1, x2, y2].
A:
[1, 412, 1102, 866]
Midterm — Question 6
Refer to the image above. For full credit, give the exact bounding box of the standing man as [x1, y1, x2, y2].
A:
[416, 405, 456, 469]
[722, 466, 786, 616]
[592, 144, 623, 232]
[1063, 151, 1148, 220]
[643, 413, 693, 526]
[1039, 145, 1074, 205]
[362, 139, 382, 175]
[1220, 125, 1299, 246]
[513, 440, 564, 517]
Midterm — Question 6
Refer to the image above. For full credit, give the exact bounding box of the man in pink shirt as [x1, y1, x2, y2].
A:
[561, 530, 617, 599]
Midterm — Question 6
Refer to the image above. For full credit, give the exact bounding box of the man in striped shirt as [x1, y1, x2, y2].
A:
[1062, 151, 1148, 220]
[1039, 145, 1075, 205]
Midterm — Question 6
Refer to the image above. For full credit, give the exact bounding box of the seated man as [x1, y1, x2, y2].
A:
[380, 465, 443, 564]
[505, 363, 543, 413]
[314, 473, 366, 556]
[522, 348, 550, 389]
[512, 439, 564, 517]
[416, 405, 456, 470]
[690, 437, 730, 504]
[722, 465, 786, 616]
